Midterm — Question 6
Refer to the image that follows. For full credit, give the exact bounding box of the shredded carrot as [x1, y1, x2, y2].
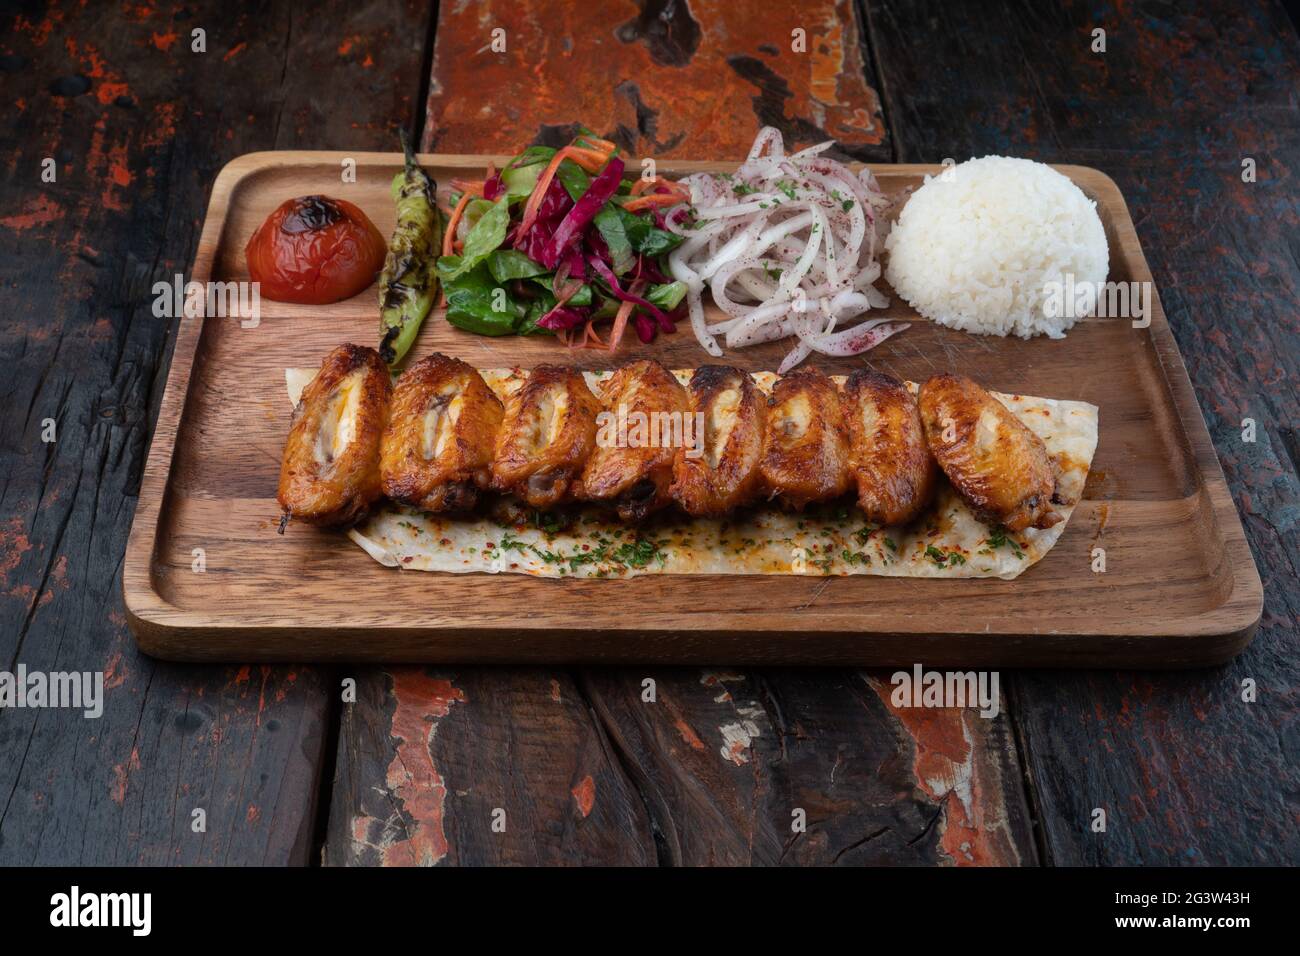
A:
[577, 134, 618, 152]
[518, 150, 574, 236]
[568, 146, 617, 172]
[606, 297, 638, 353]
[443, 191, 475, 257]
[450, 179, 486, 196]
[559, 320, 605, 350]
[630, 176, 687, 197]
[623, 193, 688, 213]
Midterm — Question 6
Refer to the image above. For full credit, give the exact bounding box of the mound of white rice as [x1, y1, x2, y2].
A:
[884, 156, 1108, 338]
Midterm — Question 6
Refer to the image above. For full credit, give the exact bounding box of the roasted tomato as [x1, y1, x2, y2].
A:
[245, 195, 386, 304]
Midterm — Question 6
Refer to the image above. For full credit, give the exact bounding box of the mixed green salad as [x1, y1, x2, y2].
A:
[436, 129, 692, 351]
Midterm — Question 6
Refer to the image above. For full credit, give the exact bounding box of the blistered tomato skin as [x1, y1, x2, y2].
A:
[245, 196, 387, 304]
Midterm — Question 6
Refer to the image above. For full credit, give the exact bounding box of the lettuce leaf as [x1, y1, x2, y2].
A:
[488, 249, 549, 283]
[645, 280, 687, 311]
[436, 195, 511, 283]
[443, 262, 527, 336]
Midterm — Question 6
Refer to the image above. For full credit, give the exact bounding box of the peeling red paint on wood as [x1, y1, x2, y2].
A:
[866, 676, 1026, 866]
[671, 716, 706, 752]
[0, 518, 34, 586]
[0, 195, 62, 232]
[422, 0, 888, 160]
[63, 37, 129, 105]
[571, 775, 595, 818]
[581, 669, 1038, 864]
[350, 673, 465, 866]
[328, 671, 656, 865]
[109, 747, 141, 806]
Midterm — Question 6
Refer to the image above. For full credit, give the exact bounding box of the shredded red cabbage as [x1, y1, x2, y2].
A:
[535, 157, 625, 269]
[511, 176, 572, 260]
[587, 252, 671, 331]
[536, 304, 589, 331]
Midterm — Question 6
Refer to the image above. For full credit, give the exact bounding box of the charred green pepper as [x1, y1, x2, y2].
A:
[378, 129, 442, 366]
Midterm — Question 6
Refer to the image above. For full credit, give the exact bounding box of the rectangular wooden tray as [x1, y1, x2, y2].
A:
[122, 152, 1262, 666]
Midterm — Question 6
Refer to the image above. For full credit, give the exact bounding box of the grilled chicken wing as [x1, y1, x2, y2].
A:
[379, 353, 503, 513]
[918, 373, 1061, 532]
[671, 365, 767, 517]
[278, 344, 390, 527]
[759, 367, 852, 508]
[843, 370, 938, 526]
[578, 359, 690, 522]
[491, 364, 601, 508]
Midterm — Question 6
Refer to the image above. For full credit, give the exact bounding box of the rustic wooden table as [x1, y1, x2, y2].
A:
[1, 0, 1296, 866]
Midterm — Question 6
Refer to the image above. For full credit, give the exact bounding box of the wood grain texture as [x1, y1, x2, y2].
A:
[122, 154, 1259, 666]
[0, 0, 432, 864]
[579, 668, 1036, 864]
[421, 0, 890, 161]
[868, 0, 1300, 864]
[324, 668, 656, 865]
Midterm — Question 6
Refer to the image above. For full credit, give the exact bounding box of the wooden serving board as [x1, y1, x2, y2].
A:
[122, 152, 1262, 666]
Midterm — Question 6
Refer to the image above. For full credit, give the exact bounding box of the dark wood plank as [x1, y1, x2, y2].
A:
[421, 0, 890, 161]
[867, 0, 1300, 864]
[325, 669, 656, 865]
[0, 0, 432, 864]
[581, 668, 1036, 865]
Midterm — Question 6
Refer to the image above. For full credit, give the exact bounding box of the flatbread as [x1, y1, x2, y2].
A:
[285, 367, 1098, 580]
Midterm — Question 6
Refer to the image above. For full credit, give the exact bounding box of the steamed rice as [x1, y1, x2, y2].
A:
[884, 156, 1108, 338]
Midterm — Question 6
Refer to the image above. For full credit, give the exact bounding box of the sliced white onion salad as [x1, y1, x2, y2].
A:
[666, 126, 906, 372]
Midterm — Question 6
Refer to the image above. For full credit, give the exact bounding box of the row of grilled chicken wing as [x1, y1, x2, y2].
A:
[278, 344, 1063, 533]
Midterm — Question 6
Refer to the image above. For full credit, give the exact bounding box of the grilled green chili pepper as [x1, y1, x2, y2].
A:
[378, 129, 442, 366]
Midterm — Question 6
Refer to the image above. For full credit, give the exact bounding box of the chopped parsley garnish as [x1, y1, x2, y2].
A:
[611, 537, 667, 569]
[498, 531, 527, 554]
[984, 527, 1026, 560]
[526, 535, 666, 574]
[925, 545, 967, 567]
